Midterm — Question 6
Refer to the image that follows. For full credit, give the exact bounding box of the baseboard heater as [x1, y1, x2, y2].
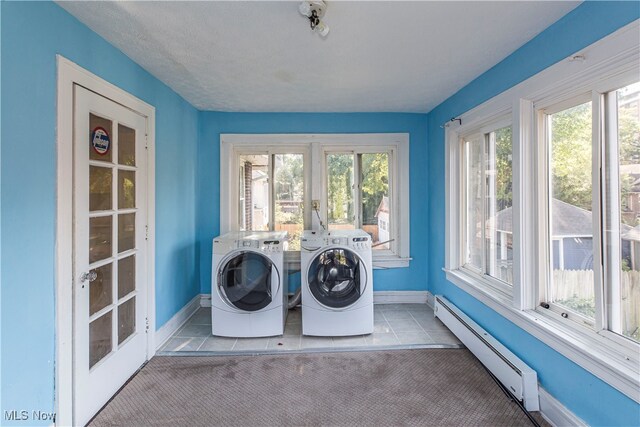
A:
[434, 295, 539, 411]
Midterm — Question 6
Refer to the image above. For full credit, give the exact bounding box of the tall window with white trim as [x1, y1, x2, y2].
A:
[541, 85, 640, 342]
[462, 124, 513, 287]
[545, 100, 595, 321]
[237, 151, 307, 250]
[326, 151, 391, 250]
[604, 82, 640, 342]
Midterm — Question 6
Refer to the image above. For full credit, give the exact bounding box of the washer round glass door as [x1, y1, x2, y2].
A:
[218, 251, 277, 311]
[307, 248, 366, 308]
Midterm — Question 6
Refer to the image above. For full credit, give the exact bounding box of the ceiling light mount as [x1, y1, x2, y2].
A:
[299, 1, 329, 38]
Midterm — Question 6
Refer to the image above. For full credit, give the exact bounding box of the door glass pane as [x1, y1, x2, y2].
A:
[118, 255, 136, 299]
[549, 101, 595, 319]
[118, 213, 135, 253]
[484, 127, 513, 284]
[361, 153, 389, 250]
[327, 154, 355, 230]
[118, 170, 135, 209]
[464, 135, 483, 269]
[89, 311, 112, 368]
[274, 154, 304, 250]
[89, 113, 113, 162]
[90, 166, 112, 211]
[614, 82, 640, 342]
[238, 154, 269, 231]
[118, 297, 136, 345]
[90, 263, 112, 316]
[118, 124, 136, 166]
[90, 216, 112, 264]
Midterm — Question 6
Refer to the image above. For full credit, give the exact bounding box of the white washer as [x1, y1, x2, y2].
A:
[300, 229, 373, 336]
[211, 231, 288, 337]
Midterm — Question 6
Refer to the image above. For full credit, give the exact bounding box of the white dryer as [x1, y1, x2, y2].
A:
[211, 231, 288, 337]
[300, 229, 373, 336]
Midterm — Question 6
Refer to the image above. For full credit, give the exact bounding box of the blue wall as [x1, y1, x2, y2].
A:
[197, 112, 429, 294]
[2, 1, 639, 426]
[426, 2, 640, 426]
[1, 2, 200, 422]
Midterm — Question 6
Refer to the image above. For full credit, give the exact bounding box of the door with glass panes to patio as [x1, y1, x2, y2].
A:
[73, 85, 149, 426]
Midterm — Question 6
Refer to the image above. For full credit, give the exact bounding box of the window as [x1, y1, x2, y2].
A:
[444, 23, 639, 403]
[604, 82, 640, 343]
[544, 100, 595, 322]
[326, 151, 391, 250]
[540, 88, 640, 342]
[237, 153, 306, 250]
[220, 134, 410, 267]
[461, 124, 513, 289]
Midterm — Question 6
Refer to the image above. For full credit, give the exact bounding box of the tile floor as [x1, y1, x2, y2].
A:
[159, 303, 463, 354]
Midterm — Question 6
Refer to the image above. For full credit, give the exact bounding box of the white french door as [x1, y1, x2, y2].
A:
[73, 85, 148, 425]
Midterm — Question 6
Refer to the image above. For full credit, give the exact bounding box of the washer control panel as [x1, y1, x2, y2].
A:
[351, 236, 371, 250]
[300, 232, 371, 251]
[261, 239, 287, 253]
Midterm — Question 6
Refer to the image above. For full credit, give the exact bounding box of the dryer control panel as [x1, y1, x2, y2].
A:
[351, 236, 371, 250]
[213, 231, 288, 255]
[301, 231, 371, 251]
[234, 239, 286, 253]
[260, 239, 287, 253]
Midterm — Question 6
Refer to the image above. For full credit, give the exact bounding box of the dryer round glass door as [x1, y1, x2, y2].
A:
[218, 251, 277, 311]
[307, 248, 366, 308]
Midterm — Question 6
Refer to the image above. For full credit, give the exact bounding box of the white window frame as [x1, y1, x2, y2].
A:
[233, 147, 313, 235]
[445, 20, 640, 403]
[322, 146, 397, 259]
[221, 133, 411, 269]
[537, 93, 599, 330]
[459, 116, 514, 298]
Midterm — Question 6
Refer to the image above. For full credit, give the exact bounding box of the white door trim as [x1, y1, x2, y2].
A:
[56, 55, 156, 426]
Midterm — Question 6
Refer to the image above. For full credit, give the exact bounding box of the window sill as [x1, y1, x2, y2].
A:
[284, 251, 411, 272]
[373, 255, 411, 269]
[444, 268, 640, 403]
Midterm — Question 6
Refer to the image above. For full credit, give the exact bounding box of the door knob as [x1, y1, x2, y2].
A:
[80, 270, 98, 284]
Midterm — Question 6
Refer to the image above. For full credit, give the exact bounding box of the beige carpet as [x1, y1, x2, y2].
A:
[90, 349, 545, 426]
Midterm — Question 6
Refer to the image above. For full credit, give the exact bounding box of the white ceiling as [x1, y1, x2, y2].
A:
[58, 1, 580, 113]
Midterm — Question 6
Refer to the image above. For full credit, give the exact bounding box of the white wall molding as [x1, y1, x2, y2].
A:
[373, 291, 429, 304]
[425, 291, 435, 308]
[539, 387, 587, 427]
[155, 295, 202, 350]
[200, 293, 212, 308]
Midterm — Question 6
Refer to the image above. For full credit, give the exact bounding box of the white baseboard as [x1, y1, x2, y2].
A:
[200, 293, 212, 307]
[426, 291, 435, 308]
[373, 291, 429, 304]
[155, 294, 201, 350]
[539, 387, 586, 427]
